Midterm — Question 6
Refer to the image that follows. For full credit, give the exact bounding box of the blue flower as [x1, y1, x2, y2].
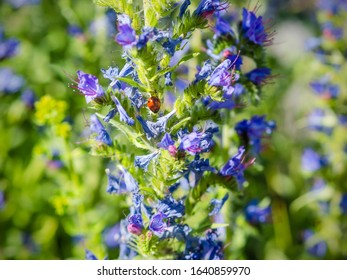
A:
[310, 78, 340, 99]
[119, 166, 139, 193]
[102, 62, 135, 90]
[193, 0, 226, 18]
[90, 114, 112, 146]
[103, 108, 117, 123]
[158, 133, 175, 149]
[241, 8, 270, 46]
[0, 31, 19, 61]
[137, 110, 176, 140]
[235, 115, 276, 154]
[76, 70, 105, 103]
[182, 230, 223, 260]
[0, 67, 24, 94]
[246, 67, 271, 85]
[124, 87, 145, 109]
[209, 193, 229, 216]
[317, 0, 347, 15]
[194, 60, 213, 83]
[301, 148, 328, 172]
[85, 249, 98, 260]
[5, 0, 40, 8]
[164, 72, 173, 86]
[156, 195, 185, 218]
[127, 214, 143, 235]
[215, 16, 235, 37]
[187, 156, 217, 186]
[111, 95, 135, 126]
[207, 98, 236, 111]
[0, 190, 4, 210]
[220, 146, 252, 188]
[303, 230, 327, 258]
[149, 212, 168, 236]
[134, 151, 160, 171]
[307, 109, 333, 135]
[162, 37, 182, 56]
[115, 15, 136, 48]
[209, 59, 234, 87]
[322, 22, 343, 40]
[105, 169, 127, 194]
[103, 223, 121, 248]
[179, 0, 191, 17]
[21, 88, 36, 109]
[340, 194, 347, 214]
[245, 200, 271, 224]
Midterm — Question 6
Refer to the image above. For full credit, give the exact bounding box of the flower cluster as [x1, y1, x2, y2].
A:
[72, 0, 276, 259]
[300, 1, 347, 258]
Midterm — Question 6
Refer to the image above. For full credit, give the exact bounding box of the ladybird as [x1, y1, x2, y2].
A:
[147, 96, 161, 113]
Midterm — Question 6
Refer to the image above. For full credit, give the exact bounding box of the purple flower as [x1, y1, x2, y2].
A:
[209, 59, 234, 87]
[103, 223, 121, 248]
[245, 200, 271, 224]
[111, 95, 135, 126]
[156, 195, 185, 218]
[90, 114, 112, 146]
[134, 151, 160, 171]
[209, 193, 229, 216]
[0, 67, 24, 94]
[301, 148, 328, 172]
[76, 70, 105, 103]
[137, 110, 176, 140]
[235, 115, 275, 154]
[303, 230, 327, 258]
[310, 78, 340, 99]
[241, 8, 271, 46]
[179, 131, 214, 155]
[246, 67, 271, 85]
[149, 212, 168, 236]
[21, 88, 36, 109]
[115, 15, 136, 48]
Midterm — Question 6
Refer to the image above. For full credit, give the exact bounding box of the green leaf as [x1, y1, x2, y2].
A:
[96, 113, 154, 151]
[117, 77, 149, 93]
[211, 223, 229, 229]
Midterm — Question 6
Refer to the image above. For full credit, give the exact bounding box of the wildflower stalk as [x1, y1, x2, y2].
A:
[71, 0, 277, 259]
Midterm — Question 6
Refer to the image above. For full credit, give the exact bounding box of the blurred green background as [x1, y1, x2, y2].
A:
[1, 0, 346, 259]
